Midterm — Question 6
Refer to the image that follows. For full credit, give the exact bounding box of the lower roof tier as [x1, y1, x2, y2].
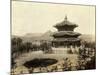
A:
[52, 38, 80, 42]
[52, 31, 81, 37]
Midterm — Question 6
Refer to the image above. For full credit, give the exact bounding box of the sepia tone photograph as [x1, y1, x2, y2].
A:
[11, 0, 96, 75]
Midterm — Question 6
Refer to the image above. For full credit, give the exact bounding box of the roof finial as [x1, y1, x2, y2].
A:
[64, 15, 67, 21]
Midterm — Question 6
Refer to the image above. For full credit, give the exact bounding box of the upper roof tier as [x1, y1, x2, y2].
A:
[54, 16, 78, 28]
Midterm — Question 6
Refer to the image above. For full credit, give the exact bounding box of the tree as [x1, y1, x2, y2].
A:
[23, 42, 33, 52]
[11, 37, 23, 68]
[40, 42, 51, 53]
[11, 37, 23, 57]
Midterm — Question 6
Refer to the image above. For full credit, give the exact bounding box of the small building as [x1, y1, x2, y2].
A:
[52, 16, 81, 48]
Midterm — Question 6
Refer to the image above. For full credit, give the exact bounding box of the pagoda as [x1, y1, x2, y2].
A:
[52, 16, 81, 48]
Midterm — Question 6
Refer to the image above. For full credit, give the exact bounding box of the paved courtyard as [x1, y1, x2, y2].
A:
[15, 51, 78, 67]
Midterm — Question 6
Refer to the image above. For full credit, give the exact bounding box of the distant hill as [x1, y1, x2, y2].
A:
[24, 33, 43, 37]
[11, 35, 19, 38]
[12, 31, 53, 42]
[12, 31, 95, 43]
[79, 34, 95, 43]
[21, 33, 43, 42]
[39, 30, 53, 41]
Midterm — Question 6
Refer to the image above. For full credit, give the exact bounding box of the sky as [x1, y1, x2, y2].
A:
[12, 1, 95, 36]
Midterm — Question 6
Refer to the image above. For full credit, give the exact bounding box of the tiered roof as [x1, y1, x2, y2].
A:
[54, 16, 78, 28]
[53, 38, 80, 42]
[52, 16, 81, 43]
[52, 31, 81, 37]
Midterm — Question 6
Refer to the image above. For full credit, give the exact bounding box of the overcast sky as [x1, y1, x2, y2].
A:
[12, 1, 95, 36]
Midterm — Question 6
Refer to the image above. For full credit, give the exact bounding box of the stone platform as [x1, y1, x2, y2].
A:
[51, 47, 79, 54]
